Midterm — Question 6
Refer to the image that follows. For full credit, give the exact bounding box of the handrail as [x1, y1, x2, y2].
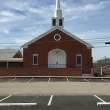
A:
[48, 64, 66, 68]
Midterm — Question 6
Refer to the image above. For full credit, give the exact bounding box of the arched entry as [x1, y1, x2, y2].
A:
[48, 49, 66, 68]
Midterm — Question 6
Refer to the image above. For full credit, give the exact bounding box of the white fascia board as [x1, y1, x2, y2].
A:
[21, 27, 58, 48]
[60, 28, 93, 48]
[21, 27, 93, 49]
[0, 59, 23, 62]
[0, 61, 23, 62]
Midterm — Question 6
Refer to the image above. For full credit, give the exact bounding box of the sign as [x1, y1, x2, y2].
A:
[101, 65, 110, 75]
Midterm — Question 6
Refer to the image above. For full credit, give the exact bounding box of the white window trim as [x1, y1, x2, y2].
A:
[76, 54, 82, 66]
[33, 54, 38, 65]
[54, 34, 61, 41]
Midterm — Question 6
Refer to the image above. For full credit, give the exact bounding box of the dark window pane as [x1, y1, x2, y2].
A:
[55, 35, 60, 40]
[59, 19, 62, 26]
[34, 56, 38, 64]
[77, 56, 81, 65]
[53, 19, 56, 26]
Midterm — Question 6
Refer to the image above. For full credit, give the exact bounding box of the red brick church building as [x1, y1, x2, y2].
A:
[0, 0, 93, 76]
[21, 0, 93, 76]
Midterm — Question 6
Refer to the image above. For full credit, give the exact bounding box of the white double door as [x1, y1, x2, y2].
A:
[48, 49, 66, 68]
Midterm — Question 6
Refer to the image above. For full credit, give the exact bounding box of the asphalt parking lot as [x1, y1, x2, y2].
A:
[0, 77, 110, 83]
[0, 77, 110, 110]
[0, 95, 110, 110]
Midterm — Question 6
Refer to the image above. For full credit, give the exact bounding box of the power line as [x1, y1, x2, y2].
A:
[0, 39, 109, 48]
[0, 42, 108, 45]
[0, 37, 110, 44]
[0, 43, 22, 44]
[0, 45, 110, 50]
[0, 26, 110, 38]
[83, 37, 110, 41]
[93, 46, 110, 48]
[71, 27, 110, 32]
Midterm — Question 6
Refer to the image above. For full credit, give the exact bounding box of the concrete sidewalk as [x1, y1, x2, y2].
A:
[0, 82, 110, 96]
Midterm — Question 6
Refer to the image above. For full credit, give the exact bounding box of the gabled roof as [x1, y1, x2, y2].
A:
[0, 49, 23, 62]
[22, 27, 93, 49]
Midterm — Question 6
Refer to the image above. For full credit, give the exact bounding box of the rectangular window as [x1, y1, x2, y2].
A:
[59, 19, 62, 26]
[76, 54, 82, 66]
[33, 54, 38, 65]
[52, 19, 56, 26]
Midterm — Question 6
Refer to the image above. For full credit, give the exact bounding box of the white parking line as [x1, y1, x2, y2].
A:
[0, 95, 12, 102]
[84, 78, 89, 82]
[101, 79, 109, 83]
[94, 95, 105, 103]
[66, 77, 69, 82]
[27, 78, 33, 83]
[8, 78, 16, 83]
[48, 95, 53, 106]
[0, 103, 37, 106]
[97, 102, 110, 106]
[48, 78, 51, 82]
[94, 95, 110, 106]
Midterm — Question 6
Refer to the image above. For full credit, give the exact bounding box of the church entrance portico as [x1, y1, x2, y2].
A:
[48, 49, 66, 68]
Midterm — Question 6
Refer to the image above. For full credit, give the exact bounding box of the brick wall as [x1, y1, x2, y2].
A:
[0, 62, 7, 67]
[13, 51, 22, 58]
[0, 67, 82, 76]
[8, 62, 23, 67]
[23, 29, 92, 74]
[0, 62, 23, 68]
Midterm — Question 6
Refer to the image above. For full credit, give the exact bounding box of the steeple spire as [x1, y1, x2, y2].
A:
[56, 0, 60, 9]
[52, 0, 64, 28]
[54, 0, 62, 17]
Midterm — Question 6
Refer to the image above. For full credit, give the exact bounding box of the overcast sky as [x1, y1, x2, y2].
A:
[0, 0, 110, 61]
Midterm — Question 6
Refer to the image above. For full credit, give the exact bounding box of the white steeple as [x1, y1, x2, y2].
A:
[52, 0, 64, 28]
[56, 0, 60, 9]
[54, 0, 62, 17]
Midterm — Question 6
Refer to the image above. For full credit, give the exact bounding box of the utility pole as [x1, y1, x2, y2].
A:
[105, 42, 110, 65]
[104, 56, 107, 65]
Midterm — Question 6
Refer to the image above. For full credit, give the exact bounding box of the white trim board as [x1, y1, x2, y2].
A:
[21, 27, 93, 49]
[33, 54, 38, 65]
[76, 54, 82, 66]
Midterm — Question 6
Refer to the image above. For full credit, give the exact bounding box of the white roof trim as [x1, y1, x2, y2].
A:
[21, 27, 93, 49]
[0, 58, 23, 62]
[61, 28, 93, 49]
[22, 27, 58, 48]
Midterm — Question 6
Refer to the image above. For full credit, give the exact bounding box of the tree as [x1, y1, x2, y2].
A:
[93, 57, 110, 74]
